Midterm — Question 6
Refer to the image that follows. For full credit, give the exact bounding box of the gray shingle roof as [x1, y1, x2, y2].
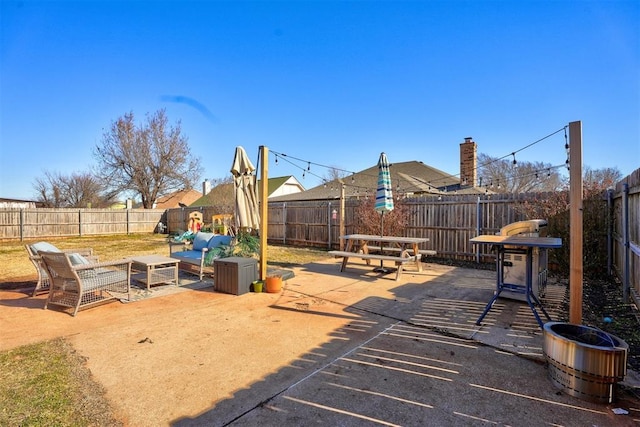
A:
[270, 161, 488, 202]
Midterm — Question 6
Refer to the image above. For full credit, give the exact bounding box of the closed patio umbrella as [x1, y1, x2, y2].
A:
[374, 152, 394, 272]
[231, 146, 260, 230]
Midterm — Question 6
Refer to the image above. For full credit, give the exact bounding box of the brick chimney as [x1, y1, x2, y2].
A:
[459, 137, 477, 187]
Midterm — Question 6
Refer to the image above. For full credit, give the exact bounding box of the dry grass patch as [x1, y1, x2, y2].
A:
[0, 235, 332, 285]
[0, 338, 122, 426]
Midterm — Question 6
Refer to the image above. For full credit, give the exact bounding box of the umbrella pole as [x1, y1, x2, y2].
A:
[374, 211, 392, 274]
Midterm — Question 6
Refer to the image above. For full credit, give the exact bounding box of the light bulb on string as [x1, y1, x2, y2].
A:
[512, 153, 517, 168]
[307, 162, 310, 171]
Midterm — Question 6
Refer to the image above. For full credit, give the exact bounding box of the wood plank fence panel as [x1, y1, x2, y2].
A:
[0, 208, 164, 240]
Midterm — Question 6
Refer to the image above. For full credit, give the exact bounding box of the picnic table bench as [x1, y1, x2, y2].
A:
[328, 234, 431, 281]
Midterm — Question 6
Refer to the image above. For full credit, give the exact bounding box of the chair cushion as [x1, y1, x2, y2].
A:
[171, 250, 203, 263]
[81, 270, 128, 291]
[208, 235, 233, 249]
[30, 242, 60, 254]
[68, 253, 91, 266]
[192, 232, 215, 251]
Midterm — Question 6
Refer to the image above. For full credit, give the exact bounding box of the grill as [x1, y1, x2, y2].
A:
[499, 219, 548, 301]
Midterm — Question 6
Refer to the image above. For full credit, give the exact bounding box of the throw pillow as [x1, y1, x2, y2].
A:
[192, 232, 215, 251]
[31, 242, 60, 254]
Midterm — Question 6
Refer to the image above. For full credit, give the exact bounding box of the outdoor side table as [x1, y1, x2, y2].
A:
[130, 255, 179, 291]
[470, 235, 562, 328]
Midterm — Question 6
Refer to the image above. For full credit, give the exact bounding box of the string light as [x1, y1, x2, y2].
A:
[268, 125, 568, 195]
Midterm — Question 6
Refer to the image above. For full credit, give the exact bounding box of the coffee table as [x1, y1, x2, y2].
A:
[130, 255, 179, 290]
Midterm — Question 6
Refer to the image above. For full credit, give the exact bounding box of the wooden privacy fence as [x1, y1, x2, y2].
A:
[1, 170, 636, 303]
[266, 193, 538, 260]
[0, 208, 165, 240]
[611, 168, 640, 305]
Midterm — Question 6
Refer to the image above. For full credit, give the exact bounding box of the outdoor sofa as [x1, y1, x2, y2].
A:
[169, 232, 233, 280]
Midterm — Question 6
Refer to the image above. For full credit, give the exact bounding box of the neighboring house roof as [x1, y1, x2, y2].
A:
[270, 161, 488, 202]
[0, 198, 42, 208]
[259, 175, 305, 198]
[190, 176, 304, 207]
[155, 189, 202, 209]
[190, 182, 233, 208]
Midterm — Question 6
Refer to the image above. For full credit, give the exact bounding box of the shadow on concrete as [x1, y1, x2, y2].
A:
[171, 261, 627, 427]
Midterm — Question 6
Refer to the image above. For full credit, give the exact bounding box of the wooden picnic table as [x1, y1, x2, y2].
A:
[328, 234, 430, 280]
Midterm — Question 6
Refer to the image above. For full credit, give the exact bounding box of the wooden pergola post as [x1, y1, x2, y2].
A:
[569, 121, 583, 324]
[259, 146, 269, 280]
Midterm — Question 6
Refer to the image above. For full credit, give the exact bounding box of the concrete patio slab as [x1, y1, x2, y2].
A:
[1, 259, 637, 426]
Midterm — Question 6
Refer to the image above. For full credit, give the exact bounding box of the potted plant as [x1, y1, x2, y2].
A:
[251, 280, 264, 293]
[265, 273, 283, 293]
[230, 229, 260, 258]
[203, 229, 260, 266]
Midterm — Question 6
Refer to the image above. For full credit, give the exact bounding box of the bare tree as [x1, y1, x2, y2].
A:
[583, 166, 622, 190]
[33, 171, 115, 208]
[321, 166, 349, 184]
[477, 153, 565, 193]
[95, 109, 203, 208]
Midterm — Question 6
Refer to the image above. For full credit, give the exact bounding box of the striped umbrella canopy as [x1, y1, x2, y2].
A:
[231, 146, 260, 230]
[375, 152, 394, 216]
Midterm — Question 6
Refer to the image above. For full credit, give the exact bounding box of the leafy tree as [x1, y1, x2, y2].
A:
[33, 171, 116, 208]
[94, 109, 203, 208]
[477, 153, 565, 193]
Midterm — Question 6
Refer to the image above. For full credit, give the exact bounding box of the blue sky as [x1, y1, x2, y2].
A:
[1, 0, 638, 200]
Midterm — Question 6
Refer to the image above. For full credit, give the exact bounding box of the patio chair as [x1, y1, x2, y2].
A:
[39, 251, 132, 316]
[25, 242, 97, 296]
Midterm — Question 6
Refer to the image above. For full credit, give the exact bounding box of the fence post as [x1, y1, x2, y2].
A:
[607, 188, 613, 276]
[328, 202, 332, 249]
[282, 203, 287, 245]
[623, 183, 630, 303]
[476, 196, 481, 263]
[78, 209, 82, 237]
[20, 209, 24, 241]
[127, 209, 130, 235]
